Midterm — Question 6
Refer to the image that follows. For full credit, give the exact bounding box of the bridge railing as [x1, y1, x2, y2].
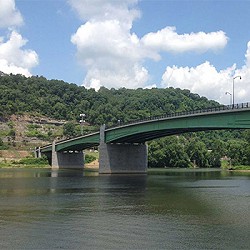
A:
[107, 102, 250, 129]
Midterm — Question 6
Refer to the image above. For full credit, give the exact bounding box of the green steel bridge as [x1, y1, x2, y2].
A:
[37, 102, 250, 173]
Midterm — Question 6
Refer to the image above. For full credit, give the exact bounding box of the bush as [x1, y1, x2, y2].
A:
[25, 129, 48, 140]
[18, 156, 48, 165]
[85, 154, 97, 163]
[0, 137, 8, 150]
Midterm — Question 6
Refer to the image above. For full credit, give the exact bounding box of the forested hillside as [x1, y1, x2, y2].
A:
[0, 73, 219, 126]
[1, 73, 249, 169]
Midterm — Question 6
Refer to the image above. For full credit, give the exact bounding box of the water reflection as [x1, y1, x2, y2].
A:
[51, 169, 99, 178]
[0, 168, 249, 250]
[148, 168, 223, 179]
[0, 168, 51, 178]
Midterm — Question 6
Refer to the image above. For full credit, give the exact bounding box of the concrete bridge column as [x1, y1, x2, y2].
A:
[98, 125, 148, 174]
[34, 147, 41, 158]
[51, 141, 84, 169]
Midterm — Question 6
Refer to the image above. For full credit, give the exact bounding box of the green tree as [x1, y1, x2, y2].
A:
[63, 122, 77, 138]
[226, 139, 248, 165]
[242, 130, 250, 165]
[165, 140, 190, 168]
[208, 151, 221, 168]
[186, 138, 209, 168]
[148, 136, 190, 168]
[148, 140, 166, 168]
[206, 139, 226, 168]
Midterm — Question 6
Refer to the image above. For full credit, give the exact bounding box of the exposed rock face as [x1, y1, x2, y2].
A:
[0, 150, 31, 161]
[0, 114, 65, 145]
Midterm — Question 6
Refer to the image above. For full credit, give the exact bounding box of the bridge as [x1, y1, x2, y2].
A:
[36, 102, 250, 174]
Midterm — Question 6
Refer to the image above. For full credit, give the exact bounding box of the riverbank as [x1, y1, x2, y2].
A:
[228, 168, 250, 173]
[1, 149, 250, 172]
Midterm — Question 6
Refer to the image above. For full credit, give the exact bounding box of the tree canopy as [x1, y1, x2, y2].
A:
[0, 74, 219, 126]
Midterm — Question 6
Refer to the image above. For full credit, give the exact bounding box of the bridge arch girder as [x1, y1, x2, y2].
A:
[40, 108, 250, 153]
[105, 110, 250, 143]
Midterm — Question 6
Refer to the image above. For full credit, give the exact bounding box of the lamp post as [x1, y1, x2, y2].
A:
[225, 91, 232, 106]
[232, 75, 241, 107]
[79, 113, 86, 135]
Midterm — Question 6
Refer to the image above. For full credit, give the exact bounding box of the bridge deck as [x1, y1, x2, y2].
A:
[39, 102, 250, 153]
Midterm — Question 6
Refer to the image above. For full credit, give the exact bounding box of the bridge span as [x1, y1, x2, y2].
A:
[36, 103, 250, 174]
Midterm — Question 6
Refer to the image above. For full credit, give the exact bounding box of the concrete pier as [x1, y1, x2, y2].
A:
[98, 125, 147, 174]
[34, 147, 41, 158]
[51, 141, 84, 169]
[99, 142, 148, 174]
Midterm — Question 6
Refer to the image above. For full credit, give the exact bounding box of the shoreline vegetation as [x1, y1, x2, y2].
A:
[1, 149, 250, 172]
[1, 155, 250, 172]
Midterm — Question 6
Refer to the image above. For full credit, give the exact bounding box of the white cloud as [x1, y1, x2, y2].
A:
[68, 0, 140, 29]
[0, 0, 39, 76]
[161, 42, 250, 104]
[71, 20, 143, 64]
[245, 41, 250, 67]
[83, 63, 149, 90]
[69, 0, 229, 90]
[0, 59, 31, 76]
[0, 31, 39, 76]
[70, 2, 150, 89]
[0, 0, 23, 28]
[86, 78, 101, 90]
[142, 26, 228, 53]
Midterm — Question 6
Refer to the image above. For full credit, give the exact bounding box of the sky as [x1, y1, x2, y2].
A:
[1, 0, 250, 105]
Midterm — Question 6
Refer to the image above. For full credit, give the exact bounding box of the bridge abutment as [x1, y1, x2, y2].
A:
[51, 141, 84, 169]
[99, 125, 147, 174]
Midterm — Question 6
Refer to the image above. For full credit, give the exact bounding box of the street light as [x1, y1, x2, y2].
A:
[79, 113, 86, 135]
[225, 91, 232, 106]
[232, 75, 241, 107]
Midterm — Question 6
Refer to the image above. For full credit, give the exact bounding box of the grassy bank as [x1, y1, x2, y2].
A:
[226, 165, 250, 171]
[221, 159, 250, 171]
[0, 149, 98, 168]
[0, 156, 50, 168]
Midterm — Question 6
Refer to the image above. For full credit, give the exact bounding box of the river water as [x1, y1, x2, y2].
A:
[0, 168, 249, 250]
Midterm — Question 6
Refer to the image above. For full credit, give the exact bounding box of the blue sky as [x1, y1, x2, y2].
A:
[1, 0, 250, 104]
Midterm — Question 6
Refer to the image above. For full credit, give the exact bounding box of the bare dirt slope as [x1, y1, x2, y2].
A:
[0, 150, 31, 162]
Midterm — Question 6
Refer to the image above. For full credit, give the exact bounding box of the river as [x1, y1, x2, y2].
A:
[0, 168, 249, 249]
